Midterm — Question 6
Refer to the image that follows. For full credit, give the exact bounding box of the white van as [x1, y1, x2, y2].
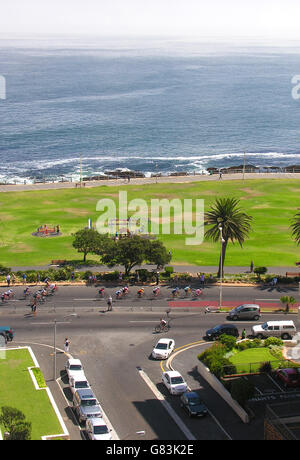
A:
[251, 320, 296, 340]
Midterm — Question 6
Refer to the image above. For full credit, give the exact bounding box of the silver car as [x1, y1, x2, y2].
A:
[228, 304, 261, 321]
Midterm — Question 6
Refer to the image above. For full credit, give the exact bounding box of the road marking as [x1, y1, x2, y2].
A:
[129, 321, 158, 323]
[137, 368, 196, 441]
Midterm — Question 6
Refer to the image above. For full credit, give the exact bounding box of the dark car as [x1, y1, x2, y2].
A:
[0, 327, 14, 343]
[180, 391, 208, 417]
[205, 324, 239, 341]
[276, 368, 300, 388]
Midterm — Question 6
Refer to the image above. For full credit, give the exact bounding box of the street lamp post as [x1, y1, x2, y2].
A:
[218, 224, 224, 307]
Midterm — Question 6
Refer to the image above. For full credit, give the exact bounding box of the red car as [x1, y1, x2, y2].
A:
[276, 368, 300, 388]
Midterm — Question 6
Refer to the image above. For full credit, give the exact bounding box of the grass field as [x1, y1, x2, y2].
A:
[229, 348, 281, 373]
[0, 178, 299, 267]
[0, 348, 63, 440]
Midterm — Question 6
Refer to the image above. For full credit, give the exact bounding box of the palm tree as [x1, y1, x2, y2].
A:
[291, 211, 300, 245]
[280, 295, 296, 314]
[205, 197, 253, 278]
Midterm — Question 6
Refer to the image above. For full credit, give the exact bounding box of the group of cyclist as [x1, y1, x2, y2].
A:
[28, 283, 58, 313]
[171, 285, 203, 298]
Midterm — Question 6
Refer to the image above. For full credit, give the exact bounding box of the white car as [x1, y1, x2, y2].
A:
[162, 371, 188, 395]
[86, 417, 112, 441]
[65, 358, 84, 381]
[152, 338, 175, 360]
[69, 372, 91, 395]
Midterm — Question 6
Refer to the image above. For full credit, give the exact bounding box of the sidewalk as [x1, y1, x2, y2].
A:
[9, 264, 299, 276]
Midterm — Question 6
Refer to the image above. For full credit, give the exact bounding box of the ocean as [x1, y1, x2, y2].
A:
[0, 36, 300, 183]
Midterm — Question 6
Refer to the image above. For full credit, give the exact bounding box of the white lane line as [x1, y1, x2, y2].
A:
[137, 368, 196, 441]
[129, 321, 158, 323]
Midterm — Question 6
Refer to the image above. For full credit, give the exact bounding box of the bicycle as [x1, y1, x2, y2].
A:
[154, 321, 171, 333]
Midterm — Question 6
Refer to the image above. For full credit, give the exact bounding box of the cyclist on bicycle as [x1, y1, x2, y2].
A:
[160, 318, 167, 328]
[122, 285, 129, 295]
[137, 288, 144, 298]
[172, 287, 179, 297]
[98, 287, 105, 296]
[116, 289, 122, 299]
[184, 286, 191, 295]
[153, 286, 160, 296]
[195, 288, 203, 297]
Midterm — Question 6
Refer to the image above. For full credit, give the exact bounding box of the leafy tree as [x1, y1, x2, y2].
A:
[99, 235, 171, 276]
[100, 235, 149, 276]
[254, 266, 268, 280]
[0, 406, 32, 440]
[145, 239, 172, 268]
[291, 211, 300, 245]
[72, 229, 110, 262]
[204, 198, 252, 277]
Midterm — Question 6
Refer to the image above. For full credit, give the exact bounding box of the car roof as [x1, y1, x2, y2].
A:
[184, 391, 199, 398]
[164, 370, 182, 377]
[68, 358, 82, 365]
[88, 417, 106, 427]
[280, 368, 299, 374]
[76, 388, 95, 397]
[265, 321, 295, 326]
[156, 338, 173, 344]
[236, 304, 260, 308]
[71, 372, 88, 381]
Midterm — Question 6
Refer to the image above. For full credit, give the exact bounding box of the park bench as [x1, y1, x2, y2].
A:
[51, 260, 67, 266]
[286, 272, 300, 277]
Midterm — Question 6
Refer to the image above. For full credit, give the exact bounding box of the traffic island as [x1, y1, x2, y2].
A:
[0, 347, 69, 440]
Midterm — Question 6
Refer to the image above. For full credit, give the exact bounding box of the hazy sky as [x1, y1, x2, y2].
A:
[1, 0, 300, 39]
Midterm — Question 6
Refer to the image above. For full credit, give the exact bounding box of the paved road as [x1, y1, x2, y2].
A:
[1, 284, 300, 441]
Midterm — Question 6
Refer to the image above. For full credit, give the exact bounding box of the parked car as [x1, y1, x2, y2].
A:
[162, 371, 188, 395]
[276, 368, 300, 388]
[0, 326, 14, 343]
[228, 304, 261, 321]
[251, 320, 296, 340]
[205, 324, 239, 341]
[69, 372, 91, 395]
[65, 358, 84, 381]
[86, 417, 112, 441]
[180, 391, 208, 417]
[152, 338, 175, 360]
[73, 389, 102, 424]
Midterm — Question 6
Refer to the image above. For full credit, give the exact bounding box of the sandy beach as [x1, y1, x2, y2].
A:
[0, 172, 299, 193]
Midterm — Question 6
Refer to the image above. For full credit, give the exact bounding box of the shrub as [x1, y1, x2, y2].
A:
[254, 267, 268, 279]
[259, 361, 272, 374]
[264, 337, 283, 347]
[164, 266, 174, 278]
[217, 334, 237, 351]
[230, 378, 255, 407]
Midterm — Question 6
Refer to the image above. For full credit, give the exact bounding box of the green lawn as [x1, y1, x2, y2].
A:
[229, 348, 281, 374]
[0, 178, 299, 267]
[0, 348, 64, 440]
